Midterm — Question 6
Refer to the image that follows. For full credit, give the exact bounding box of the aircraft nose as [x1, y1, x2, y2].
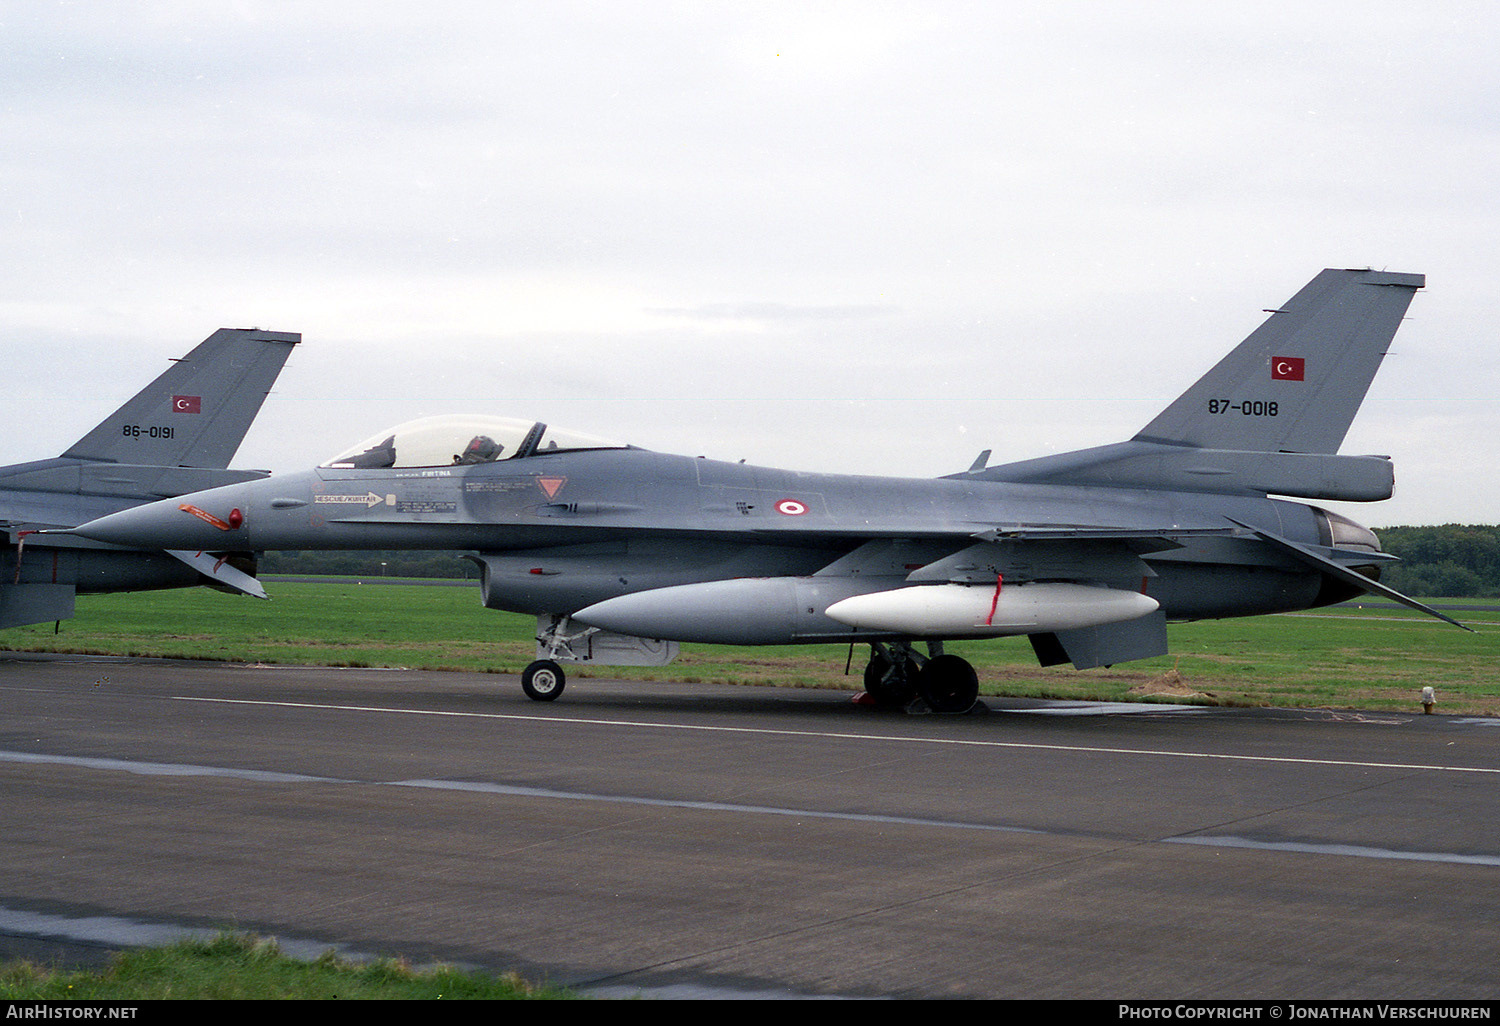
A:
[73, 495, 251, 549]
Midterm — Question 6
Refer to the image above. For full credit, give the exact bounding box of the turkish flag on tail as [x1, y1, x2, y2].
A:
[1271, 357, 1304, 381]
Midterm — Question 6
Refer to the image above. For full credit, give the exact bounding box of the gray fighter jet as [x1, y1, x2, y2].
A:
[69, 270, 1464, 712]
[2, 328, 297, 628]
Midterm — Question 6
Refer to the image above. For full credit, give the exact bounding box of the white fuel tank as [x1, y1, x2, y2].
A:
[824, 582, 1158, 638]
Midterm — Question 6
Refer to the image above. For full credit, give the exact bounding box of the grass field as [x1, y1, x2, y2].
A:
[2, 577, 1496, 714]
[0, 933, 570, 1000]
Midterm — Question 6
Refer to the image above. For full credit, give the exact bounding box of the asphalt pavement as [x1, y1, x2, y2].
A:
[2, 652, 1496, 999]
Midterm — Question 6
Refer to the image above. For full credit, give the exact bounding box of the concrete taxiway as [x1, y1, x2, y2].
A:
[1, 652, 1497, 999]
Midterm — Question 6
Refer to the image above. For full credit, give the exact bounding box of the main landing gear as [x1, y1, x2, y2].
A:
[863, 641, 980, 714]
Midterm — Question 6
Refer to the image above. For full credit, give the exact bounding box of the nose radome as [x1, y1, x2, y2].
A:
[72, 491, 251, 549]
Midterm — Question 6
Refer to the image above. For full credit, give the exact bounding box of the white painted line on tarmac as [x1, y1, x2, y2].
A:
[170, 695, 1500, 776]
[390, 778, 1042, 833]
[8, 745, 1496, 867]
[0, 748, 348, 783]
[0, 747, 1037, 834]
[1006, 701, 1209, 716]
[1166, 835, 1500, 867]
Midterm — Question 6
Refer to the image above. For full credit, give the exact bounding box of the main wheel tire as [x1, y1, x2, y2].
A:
[863, 652, 917, 707]
[521, 659, 566, 701]
[917, 654, 979, 714]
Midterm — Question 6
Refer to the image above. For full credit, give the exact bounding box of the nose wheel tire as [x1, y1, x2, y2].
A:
[521, 659, 566, 701]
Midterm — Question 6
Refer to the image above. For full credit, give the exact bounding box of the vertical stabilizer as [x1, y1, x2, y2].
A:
[1133, 269, 1423, 454]
[62, 328, 299, 468]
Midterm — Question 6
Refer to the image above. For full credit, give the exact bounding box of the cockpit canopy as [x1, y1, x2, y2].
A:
[321, 415, 629, 470]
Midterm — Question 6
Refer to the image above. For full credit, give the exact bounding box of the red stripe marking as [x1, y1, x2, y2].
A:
[986, 573, 1003, 626]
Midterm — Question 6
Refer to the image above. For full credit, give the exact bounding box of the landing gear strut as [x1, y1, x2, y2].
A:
[862, 641, 979, 714]
[863, 642, 919, 707]
[522, 614, 598, 702]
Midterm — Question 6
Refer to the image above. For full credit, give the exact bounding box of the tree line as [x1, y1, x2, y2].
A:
[1374, 525, 1500, 598]
[260, 550, 478, 580]
[258, 525, 1500, 598]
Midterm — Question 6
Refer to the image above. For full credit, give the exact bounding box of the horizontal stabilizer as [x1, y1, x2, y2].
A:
[1225, 518, 1472, 631]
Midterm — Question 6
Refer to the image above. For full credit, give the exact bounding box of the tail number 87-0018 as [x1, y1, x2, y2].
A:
[1208, 400, 1278, 416]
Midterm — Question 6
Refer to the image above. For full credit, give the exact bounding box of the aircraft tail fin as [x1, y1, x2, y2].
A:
[971, 269, 1422, 501]
[1134, 268, 1423, 454]
[62, 328, 299, 468]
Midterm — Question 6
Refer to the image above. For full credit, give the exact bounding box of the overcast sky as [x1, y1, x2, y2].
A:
[2, 2, 1495, 526]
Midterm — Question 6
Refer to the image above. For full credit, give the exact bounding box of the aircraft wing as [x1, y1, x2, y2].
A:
[805, 519, 1442, 669]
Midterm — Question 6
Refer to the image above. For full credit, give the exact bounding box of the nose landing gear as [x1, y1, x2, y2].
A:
[520, 659, 565, 701]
